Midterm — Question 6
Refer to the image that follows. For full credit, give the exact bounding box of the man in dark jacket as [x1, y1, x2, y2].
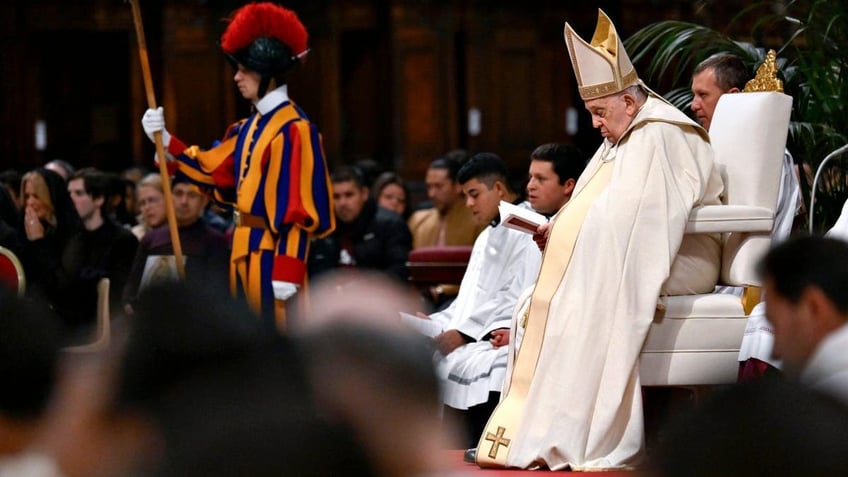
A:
[123, 177, 230, 314]
[59, 168, 138, 341]
[308, 166, 411, 283]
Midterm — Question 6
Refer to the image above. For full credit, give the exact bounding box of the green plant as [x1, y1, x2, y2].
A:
[625, 0, 848, 232]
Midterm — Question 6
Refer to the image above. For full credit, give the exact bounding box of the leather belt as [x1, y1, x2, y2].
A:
[233, 210, 266, 229]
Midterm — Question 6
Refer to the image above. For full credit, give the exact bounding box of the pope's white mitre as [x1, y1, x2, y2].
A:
[564, 9, 640, 100]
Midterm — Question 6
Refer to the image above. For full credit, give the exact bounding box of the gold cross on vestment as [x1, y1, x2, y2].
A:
[485, 426, 511, 458]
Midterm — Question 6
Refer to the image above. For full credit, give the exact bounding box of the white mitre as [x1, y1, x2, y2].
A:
[564, 9, 640, 100]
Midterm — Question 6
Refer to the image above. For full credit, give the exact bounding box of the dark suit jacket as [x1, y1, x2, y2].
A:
[308, 199, 412, 282]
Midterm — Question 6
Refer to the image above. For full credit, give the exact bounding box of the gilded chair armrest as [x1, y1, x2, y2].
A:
[685, 205, 774, 234]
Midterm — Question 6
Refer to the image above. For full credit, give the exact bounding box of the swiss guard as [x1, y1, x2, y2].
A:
[141, 2, 335, 330]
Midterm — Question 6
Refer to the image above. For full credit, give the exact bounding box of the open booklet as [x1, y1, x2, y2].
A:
[399, 311, 444, 338]
[140, 255, 187, 290]
[498, 201, 548, 234]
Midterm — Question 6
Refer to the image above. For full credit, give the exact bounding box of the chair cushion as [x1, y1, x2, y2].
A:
[662, 233, 721, 295]
[408, 245, 473, 263]
[640, 293, 749, 386]
[640, 350, 740, 386]
[643, 293, 748, 353]
[0, 256, 18, 291]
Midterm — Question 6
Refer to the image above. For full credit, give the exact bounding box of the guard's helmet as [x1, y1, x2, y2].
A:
[220, 3, 308, 79]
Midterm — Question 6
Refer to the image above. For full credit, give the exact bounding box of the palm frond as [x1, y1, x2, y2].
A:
[662, 87, 694, 112]
[625, 0, 848, 231]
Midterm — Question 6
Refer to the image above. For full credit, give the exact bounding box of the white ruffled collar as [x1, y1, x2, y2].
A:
[255, 84, 289, 115]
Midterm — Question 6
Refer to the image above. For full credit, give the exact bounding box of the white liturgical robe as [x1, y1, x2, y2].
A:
[430, 202, 542, 410]
[801, 323, 848, 405]
[737, 150, 801, 368]
[476, 96, 723, 471]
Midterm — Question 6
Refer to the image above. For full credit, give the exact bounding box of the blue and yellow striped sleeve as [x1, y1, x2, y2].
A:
[266, 120, 335, 284]
[167, 121, 244, 204]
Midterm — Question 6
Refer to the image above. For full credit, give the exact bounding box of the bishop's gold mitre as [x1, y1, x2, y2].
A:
[564, 9, 640, 100]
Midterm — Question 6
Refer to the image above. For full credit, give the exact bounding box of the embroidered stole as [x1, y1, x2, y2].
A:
[476, 158, 614, 468]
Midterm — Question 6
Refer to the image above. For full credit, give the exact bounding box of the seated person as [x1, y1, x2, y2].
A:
[474, 10, 722, 470]
[413, 153, 542, 448]
[0, 290, 61, 456]
[408, 155, 486, 309]
[130, 173, 167, 240]
[761, 235, 848, 404]
[19, 168, 80, 327]
[123, 177, 229, 315]
[371, 171, 412, 220]
[526, 143, 588, 217]
[307, 166, 412, 284]
[656, 378, 848, 477]
[64, 169, 139, 330]
[408, 155, 483, 249]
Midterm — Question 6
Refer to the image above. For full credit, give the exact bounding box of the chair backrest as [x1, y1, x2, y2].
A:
[406, 245, 472, 286]
[710, 92, 792, 209]
[64, 277, 111, 353]
[710, 91, 792, 286]
[0, 246, 25, 296]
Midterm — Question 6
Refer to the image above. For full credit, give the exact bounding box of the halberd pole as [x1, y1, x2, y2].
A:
[128, 0, 185, 280]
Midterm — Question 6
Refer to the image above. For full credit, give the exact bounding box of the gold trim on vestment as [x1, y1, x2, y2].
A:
[578, 70, 639, 100]
[475, 158, 615, 468]
[564, 10, 640, 100]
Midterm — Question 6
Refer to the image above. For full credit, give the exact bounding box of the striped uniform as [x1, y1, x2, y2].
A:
[166, 88, 334, 326]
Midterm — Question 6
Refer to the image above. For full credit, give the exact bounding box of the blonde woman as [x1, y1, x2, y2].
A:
[20, 168, 77, 243]
[131, 173, 167, 239]
[19, 168, 79, 303]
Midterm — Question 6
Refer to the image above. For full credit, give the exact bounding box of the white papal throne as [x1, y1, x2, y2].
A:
[639, 52, 792, 386]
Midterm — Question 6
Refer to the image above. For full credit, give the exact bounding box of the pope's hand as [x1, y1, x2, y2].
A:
[141, 107, 171, 147]
[533, 222, 551, 252]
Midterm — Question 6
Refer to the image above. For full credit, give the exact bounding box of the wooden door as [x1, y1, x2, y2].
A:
[463, 5, 577, 178]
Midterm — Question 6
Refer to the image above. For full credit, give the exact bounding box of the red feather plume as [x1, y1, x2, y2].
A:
[220, 2, 308, 56]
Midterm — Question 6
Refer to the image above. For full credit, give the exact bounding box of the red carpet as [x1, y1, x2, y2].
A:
[443, 450, 648, 475]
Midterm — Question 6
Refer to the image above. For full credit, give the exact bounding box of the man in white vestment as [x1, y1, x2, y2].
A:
[473, 10, 723, 470]
[526, 143, 588, 218]
[692, 53, 803, 379]
[417, 153, 542, 448]
[761, 235, 848, 405]
[452, 144, 585, 459]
